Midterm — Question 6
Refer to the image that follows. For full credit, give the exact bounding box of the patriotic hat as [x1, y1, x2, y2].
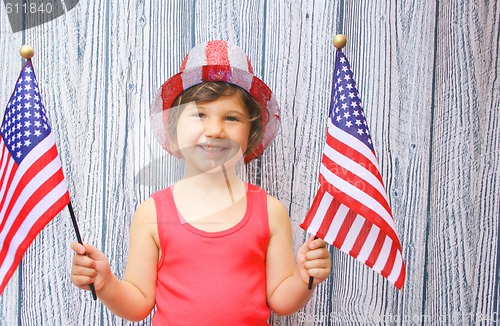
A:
[150, 40, 280, 163]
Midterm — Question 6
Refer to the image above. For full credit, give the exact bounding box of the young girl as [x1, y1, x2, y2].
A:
[71, 40, 331, 325]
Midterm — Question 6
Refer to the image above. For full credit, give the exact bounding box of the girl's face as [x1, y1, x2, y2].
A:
[175, 93, 251, 176]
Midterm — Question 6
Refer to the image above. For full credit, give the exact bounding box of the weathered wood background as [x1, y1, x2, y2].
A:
[0, 0, 498, 325]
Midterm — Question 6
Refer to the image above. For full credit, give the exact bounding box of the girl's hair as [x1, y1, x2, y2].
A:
[168, 82, 264, 157]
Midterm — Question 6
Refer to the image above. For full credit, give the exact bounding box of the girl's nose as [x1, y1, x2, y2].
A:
[203, 119, 224, 138]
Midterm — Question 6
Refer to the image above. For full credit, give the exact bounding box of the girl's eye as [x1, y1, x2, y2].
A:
[192, 113, 205, 118]
[226, 116, 240, 122]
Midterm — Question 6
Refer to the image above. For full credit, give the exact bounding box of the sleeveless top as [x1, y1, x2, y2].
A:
[151, 183, 271, 325]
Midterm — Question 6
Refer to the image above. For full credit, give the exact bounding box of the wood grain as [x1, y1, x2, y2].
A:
[0, 0, 498, 325]
[423, 0, 500, 324]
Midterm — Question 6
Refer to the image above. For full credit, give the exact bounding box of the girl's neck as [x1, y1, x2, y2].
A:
[180, 163, 245, 198]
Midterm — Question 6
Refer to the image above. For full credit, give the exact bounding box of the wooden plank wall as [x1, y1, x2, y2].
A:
[0, 0, 498, 325]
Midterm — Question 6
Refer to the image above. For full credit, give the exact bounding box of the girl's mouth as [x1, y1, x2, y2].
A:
[200, 145, 224, 153]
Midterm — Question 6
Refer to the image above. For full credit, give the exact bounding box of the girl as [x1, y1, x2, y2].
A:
[71, 40, 331, 325]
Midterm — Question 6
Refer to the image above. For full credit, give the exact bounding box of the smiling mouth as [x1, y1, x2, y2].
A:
[200, 145, 225, 153]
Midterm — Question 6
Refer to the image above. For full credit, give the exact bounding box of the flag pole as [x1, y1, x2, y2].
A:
[67, 202, 97, 300]
[307, 34, 347, 290]
[19, 45, 97, 300]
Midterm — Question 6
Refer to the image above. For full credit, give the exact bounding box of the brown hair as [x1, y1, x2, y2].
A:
[167, 82, 264, 157]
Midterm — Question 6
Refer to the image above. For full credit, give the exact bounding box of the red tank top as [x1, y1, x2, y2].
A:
[151, 183, 270, 325]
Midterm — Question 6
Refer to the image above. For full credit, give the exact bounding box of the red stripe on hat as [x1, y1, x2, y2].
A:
[246, 56, 254, 74]
[202, 65, 232, 82]
[250, 77, 272, 123]
[206, 40, 230, 66]
[244, 143, 264, 164]
[249, 77, 272, 105]
[180, 53, 189, 71]
[162, 73, 184, 109]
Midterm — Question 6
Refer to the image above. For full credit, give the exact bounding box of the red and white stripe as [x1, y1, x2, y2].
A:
[302, 120, 405, 289]
[180, 40, 253, 73]
[171, 40, 268, 107]
[0, 132, 69, 294]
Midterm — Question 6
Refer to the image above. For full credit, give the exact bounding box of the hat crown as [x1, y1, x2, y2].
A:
[180, 40, 254, 74]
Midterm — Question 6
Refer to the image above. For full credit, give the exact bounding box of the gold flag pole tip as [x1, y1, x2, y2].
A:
[20, 45, 35, 59]
[333, 35, 347, 50]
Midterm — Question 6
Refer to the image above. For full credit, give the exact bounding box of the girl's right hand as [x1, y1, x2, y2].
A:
[70, 242, 112, 294]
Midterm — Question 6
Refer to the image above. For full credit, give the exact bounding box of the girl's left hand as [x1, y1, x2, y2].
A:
[296, 236, 331, 286]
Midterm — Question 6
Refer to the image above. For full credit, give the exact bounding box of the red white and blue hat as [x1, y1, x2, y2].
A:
[150, 40, 280, 163]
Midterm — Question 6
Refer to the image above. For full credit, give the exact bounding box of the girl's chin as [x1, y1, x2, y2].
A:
[183, 150, 244, 175]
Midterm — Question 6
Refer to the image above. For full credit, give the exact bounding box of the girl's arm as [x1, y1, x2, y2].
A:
[265, 196, 331, 315]
[71, 198, 159, 322]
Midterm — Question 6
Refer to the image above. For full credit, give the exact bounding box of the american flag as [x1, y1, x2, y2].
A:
[301, 50, 405, 289]
[0, 60, 70, 294]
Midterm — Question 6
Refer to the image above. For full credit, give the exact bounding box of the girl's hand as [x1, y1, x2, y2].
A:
[70, 242, 112, 293]
[296, 236, 331, 286]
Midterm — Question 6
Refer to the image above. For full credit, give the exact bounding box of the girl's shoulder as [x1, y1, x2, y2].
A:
[266, 194, 286, 213]
[265, 193, 291, 236]
[134, 196, 157, 221]
[146, 184, 176, 208]
[244, 183, 287, 216]
[150, 184, 175, 197]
